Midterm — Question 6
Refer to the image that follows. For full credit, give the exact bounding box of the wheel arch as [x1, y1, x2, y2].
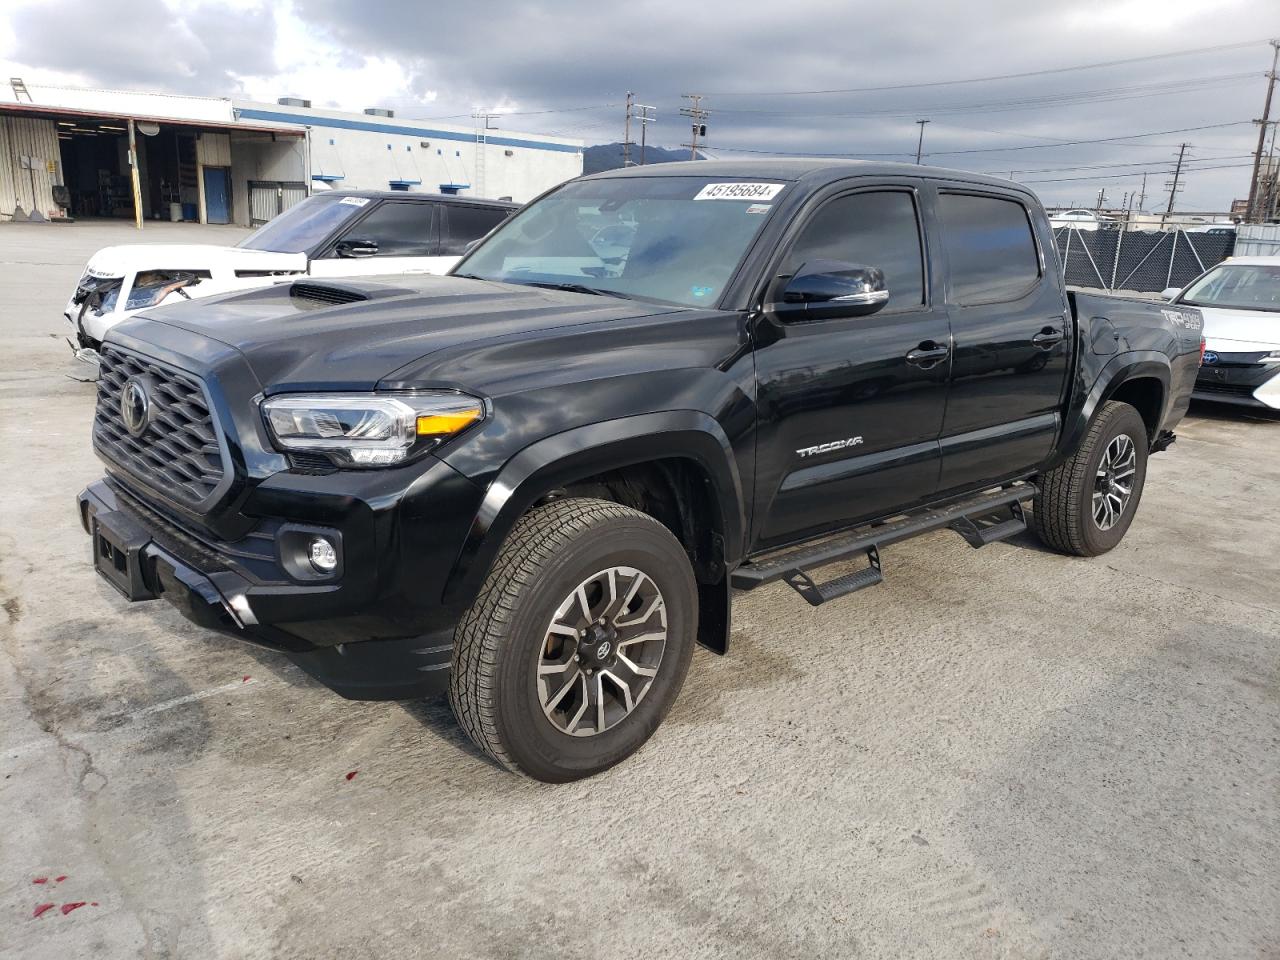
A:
[442, 412, 746, 654]
[1050, 352, 1171, 469]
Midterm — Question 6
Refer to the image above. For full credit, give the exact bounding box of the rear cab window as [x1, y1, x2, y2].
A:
[442, 205, 513, 255]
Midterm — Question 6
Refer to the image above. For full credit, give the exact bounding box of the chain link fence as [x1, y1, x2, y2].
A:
[1053, 228, 1236, 292]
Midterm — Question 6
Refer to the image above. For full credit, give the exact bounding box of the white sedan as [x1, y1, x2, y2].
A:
[1163, 256, 1280, 410]
[65, 191, 516, 353]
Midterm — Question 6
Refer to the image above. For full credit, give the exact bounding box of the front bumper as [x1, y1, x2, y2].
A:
[77, 477, 460, 700]
[1193, 359, 1280, 410]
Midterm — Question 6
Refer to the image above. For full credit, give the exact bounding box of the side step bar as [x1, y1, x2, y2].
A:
[731, 484, 1036, 606]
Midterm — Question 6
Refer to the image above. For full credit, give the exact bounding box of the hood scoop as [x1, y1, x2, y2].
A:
[290, 280, 371, 306]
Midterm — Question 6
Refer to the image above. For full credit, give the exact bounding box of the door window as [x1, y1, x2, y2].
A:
[338, 201, 437, 257]
[442, 205, 512, 255]
[937, 194, 1041, 304]
[782, 191, 925, 312]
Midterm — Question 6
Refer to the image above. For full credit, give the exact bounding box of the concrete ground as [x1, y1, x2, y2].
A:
[1, 220, 1277, 960]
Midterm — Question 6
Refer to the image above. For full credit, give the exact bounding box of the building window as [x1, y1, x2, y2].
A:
[455, 150, 460, 157]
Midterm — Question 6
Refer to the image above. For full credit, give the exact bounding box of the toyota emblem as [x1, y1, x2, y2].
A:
[1202, 351, 1219, 365]
[120, 376, 152, 438]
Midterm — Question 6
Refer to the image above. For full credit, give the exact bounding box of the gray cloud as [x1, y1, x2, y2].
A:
[9, 0, 276, 94]
[6, 0, 1279, 208]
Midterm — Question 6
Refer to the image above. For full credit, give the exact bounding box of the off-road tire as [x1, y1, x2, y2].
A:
[1032, 400, 1149, 557]
[448, 497, 698, 782]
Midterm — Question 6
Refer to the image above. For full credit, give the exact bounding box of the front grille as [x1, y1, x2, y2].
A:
[1194, 380, 1257, 398]
[94, 347, 227, 509]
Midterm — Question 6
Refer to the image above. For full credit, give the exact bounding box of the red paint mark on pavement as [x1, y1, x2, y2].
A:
[55, 875, 67, 883]
[61, 902, 87, 915]
[91, 902, 99, 907]
[242, 676, 251, 682]
[345, 771, 358, 781]
[32, 903, 55, 918]
[32, 877, 48, 885]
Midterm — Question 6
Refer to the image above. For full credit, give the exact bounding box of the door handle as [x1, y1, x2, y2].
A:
[1032, 327, 1064, 349]
[905, 342, 950, 367]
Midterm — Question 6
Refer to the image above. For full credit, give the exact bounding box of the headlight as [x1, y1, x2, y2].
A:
[126, 270, 205, 310]
[262, 392, 484, 467]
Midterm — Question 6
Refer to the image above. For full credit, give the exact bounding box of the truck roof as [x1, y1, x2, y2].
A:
[321, 190, 519, 208]
[583, 158, 1025, 195]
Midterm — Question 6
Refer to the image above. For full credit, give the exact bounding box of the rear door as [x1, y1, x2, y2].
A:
[440, 203, 514, 272]
[310, 200, 442, 277]
[931, 188, 1072, 493]
[751, 182, 952, 550]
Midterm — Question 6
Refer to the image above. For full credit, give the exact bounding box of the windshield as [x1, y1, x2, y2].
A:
[1181, 263, 1280, 313]
[238, 195, 365, 254]
[455, 177, 785, 307]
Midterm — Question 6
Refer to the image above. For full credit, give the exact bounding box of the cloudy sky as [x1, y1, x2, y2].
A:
[2, 0, 1277, 210]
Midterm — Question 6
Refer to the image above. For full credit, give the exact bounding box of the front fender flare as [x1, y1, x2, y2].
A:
[441, 410, 746, 607]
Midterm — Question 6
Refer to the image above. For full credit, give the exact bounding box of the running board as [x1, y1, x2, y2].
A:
[731, 484, 1036, 605]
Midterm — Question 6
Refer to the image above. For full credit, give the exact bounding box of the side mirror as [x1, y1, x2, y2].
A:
[335, 238, 378, 258]
[1160, 286, 1181, 301]
[771, 260, 889, 320]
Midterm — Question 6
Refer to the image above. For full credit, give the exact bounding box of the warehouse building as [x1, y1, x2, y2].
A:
[1, 80, 583, 228]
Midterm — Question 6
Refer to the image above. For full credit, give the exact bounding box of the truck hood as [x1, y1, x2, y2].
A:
[1196, 305, 1280, 351]
[127, 275, 683, 390]
[83, 244, 307, 278]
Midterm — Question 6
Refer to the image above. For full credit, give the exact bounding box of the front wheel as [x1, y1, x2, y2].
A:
[1032, 400, 1149, 556]
[448, 497, 698, 782]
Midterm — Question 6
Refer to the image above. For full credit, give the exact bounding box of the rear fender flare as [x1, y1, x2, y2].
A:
[1051, 351, 1169, 466]
[442, 411, 746, 607]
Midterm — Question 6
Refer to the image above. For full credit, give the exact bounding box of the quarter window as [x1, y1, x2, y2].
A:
[937, 194, 1041, 304]
[782, 191, 925, 312]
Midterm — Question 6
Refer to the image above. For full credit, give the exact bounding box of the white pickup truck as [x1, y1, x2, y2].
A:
[65, 191, 517, 353]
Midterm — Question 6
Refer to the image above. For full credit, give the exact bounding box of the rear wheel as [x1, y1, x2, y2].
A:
[448, 497, 697, 781]
[1032, 400, 1149, 556]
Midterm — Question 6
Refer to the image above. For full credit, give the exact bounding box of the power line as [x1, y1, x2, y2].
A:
[702, 38, 1270, 96]
[710, 120, 1253, 159]
[1019, 162, 1253, 184]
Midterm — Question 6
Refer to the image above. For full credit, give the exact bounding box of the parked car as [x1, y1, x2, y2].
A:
[1049, 209, 1112, 231]
[64, 191, 518, 354]
[1163, 256, 1280, 410]
[77, 160, 1201, 781]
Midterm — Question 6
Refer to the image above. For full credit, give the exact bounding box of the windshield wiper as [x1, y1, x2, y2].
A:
[512, 280, 633, 300]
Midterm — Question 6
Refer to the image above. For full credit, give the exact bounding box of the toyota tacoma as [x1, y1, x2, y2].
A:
[77, 161, 1202, 781]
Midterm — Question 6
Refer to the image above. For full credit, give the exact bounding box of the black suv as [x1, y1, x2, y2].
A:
[77, 161, 1200, 781]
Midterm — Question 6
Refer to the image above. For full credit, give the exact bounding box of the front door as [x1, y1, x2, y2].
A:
[202, 167, 231, 224]
[310, 200, 443, 277]
[930, 189, 1072, 493]
[752, 185, 952, 551]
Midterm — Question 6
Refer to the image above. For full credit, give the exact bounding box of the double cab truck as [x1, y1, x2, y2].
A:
[77, 161, 1202, 781]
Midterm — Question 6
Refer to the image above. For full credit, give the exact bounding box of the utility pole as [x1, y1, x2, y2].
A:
[635, 103, 656, 164]
[1246, 38, 1279, 223]
[1162, 144, 1188, 228]
[622, 92, 634, 167]
[1095, 188, 1107, 211]
[915, 119, 930, 164]
[1137, 171, 1148, 214]
[681, 94, 709, 160]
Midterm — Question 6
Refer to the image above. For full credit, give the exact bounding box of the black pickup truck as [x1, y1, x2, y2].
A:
[77, 161, 1202, 780]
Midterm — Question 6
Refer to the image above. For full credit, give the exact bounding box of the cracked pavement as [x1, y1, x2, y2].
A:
[1, 221, 1278, 959]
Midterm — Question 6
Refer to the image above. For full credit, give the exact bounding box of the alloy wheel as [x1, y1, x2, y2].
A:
[1093, 434, 1137, 531]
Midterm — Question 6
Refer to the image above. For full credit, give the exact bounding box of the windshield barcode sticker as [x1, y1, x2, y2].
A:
[338, 196, 371, 206]
[694, 182, 785, 201]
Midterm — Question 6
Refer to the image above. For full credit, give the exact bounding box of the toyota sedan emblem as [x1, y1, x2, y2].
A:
[1202, 351, 1219, 365]
[121, 377, 151, 437]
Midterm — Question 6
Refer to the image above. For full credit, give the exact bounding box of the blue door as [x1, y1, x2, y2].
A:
[203, 167, 231, 223]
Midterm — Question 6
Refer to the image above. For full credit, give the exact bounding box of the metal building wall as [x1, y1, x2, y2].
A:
[0, 116, 61, 220]
[1234, 224, 1280, 257]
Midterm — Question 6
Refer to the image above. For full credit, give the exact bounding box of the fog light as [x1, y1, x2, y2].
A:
[309, 536, 338, 573]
